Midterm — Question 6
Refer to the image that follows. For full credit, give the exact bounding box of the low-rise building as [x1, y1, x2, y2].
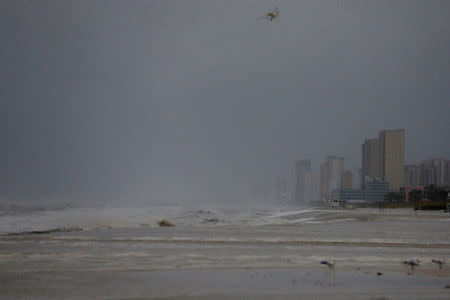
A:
[365, 181, 390, 202]
[400, 186, 425, 202]
[330, 189, 364, 207]
[330, 180, 390, 207]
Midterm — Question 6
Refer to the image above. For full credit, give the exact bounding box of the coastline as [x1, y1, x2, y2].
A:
[1, 207, 449, 299]
[1, 267, 449, 299]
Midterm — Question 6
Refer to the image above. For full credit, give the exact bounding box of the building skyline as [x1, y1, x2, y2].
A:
[282, 129, 447, 206]
[295, 160, 312, 204]
[405, 158, 449, 187]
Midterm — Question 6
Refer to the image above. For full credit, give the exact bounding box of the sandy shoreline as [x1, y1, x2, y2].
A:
[1, 268, 449, 299]
[1, 208, 448, 299]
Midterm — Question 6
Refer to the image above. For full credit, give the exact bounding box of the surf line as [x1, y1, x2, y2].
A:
[3, 236, 450, 249]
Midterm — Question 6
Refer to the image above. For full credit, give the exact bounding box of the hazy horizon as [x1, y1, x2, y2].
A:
[1, 0, 449, 205]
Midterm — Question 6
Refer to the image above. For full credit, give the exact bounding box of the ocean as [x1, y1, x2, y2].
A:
[1, 205, 449, 299]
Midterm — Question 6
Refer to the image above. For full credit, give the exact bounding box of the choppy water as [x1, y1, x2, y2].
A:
[1, 205, 449, 298]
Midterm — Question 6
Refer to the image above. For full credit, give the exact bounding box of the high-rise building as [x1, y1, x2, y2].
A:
[432, 158, 447, 186]
[320, 163, 328, 202]
[361, 138, 381, 187]
[325, 156, 344, 194]
[404, 164, 422, 186]
[421, 158, 448, 186]
[404, 158, 449, 187]
[295, 160, 312, 204]
[358, 168, 363, 188]
[320, 156, 344, 203]
[447, 160, 450, 186]
[275, 176, 288, 202]
[379, 129, 405, 190]
[342, 170, 353, 189]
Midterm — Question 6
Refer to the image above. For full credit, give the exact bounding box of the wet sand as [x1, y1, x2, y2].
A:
[1, 268, 449, 299]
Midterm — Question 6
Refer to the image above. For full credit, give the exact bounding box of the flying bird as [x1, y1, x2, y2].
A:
[257, 7, 279, 22]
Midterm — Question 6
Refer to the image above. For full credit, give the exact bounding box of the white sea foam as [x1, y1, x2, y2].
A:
[266, 208, 317, 218]
[0, 205, 327, 234]
[112, 252, 153, 257]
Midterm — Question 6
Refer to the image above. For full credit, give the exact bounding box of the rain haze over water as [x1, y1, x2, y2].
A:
[1, 0, 449, 207]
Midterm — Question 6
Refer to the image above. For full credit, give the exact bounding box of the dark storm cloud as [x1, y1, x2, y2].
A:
[1, 0, 449, 204]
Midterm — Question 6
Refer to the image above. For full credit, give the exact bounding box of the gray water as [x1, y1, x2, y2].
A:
[1, 206, 449, 299]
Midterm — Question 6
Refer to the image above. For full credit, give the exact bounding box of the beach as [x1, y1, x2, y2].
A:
[0, 207, 449, 299]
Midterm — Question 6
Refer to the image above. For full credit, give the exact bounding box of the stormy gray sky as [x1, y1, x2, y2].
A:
[1, 0, 449, 205]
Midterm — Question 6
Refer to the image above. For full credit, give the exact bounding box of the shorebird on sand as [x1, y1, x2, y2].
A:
[320, 260, 336, 269]
[320, 260, 336, 284]
[402, 259, 420, 270]
[432, 258, 446, 270]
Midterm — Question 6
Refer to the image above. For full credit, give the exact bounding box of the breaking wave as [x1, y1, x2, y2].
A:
[0, 206, 334, 234]
[6, 227, 83, 236]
